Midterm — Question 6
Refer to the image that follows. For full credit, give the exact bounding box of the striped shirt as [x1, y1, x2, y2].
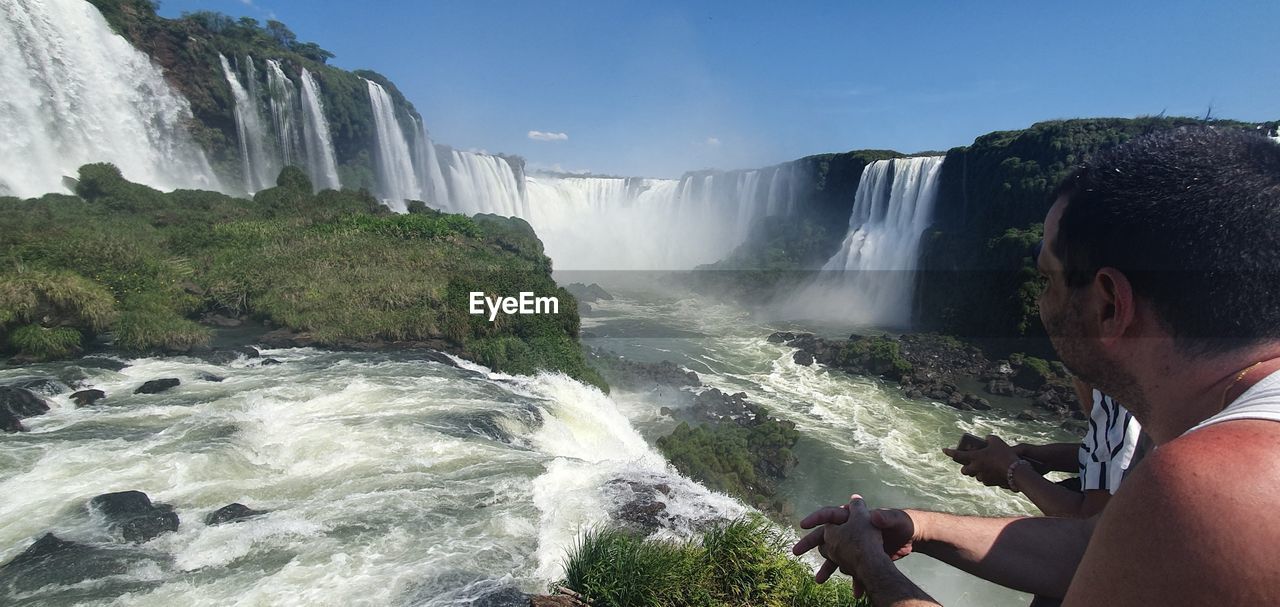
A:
[1078, 390, 1142, 493]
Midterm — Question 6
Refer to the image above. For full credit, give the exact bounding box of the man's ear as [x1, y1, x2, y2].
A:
[1093, 267, 1135, 345]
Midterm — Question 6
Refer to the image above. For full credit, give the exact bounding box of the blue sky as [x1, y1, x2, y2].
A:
[159, 0, 1280, 178]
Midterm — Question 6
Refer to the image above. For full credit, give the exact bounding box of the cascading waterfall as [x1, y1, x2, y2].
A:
[0, 0, 219, 198]
[219, 54, 279, 194]
[265, 59, 301, 169]
[366, 80, 422, 211]
[410, 117, 449, 206]
[786, 156, 944, 327]
[299, 68, 342, 190]
[438, 149, 527, 217]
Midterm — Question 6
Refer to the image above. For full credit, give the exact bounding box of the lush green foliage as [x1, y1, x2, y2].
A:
[657, 416, 798, 510]
[835, 337, 913, 379]
[561, 517, 864, 607]
[0, 165, 602, 386]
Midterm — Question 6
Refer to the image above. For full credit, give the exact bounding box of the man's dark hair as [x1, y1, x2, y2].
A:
[1052, 126, 1280, 354]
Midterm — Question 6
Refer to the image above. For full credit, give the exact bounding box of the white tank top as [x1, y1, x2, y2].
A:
[1187, 368, 1280, 434]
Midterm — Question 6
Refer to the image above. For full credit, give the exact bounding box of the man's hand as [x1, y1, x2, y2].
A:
[793, 496, 923, 599]
[943, 434, 1020, 488]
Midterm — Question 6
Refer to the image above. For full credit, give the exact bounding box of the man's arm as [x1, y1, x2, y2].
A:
[1011, 463, 1112, 518]
[906, 509, 1094, 598]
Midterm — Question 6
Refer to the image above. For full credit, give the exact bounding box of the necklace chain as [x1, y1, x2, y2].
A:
[1221, 361, 1265, 411]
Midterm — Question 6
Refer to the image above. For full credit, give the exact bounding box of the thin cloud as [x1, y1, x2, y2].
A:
[705, 136, 721, 146]
[528, 130, 569, 142]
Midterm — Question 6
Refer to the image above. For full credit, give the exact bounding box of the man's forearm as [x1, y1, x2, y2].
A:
[855, 554, 941, 607]
[907, 510, 1094, 598]
[1015, 465, 1085, 517]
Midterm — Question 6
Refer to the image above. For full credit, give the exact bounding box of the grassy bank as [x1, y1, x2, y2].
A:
[560, 517, 864, 607]
[0, 164, 604, 389]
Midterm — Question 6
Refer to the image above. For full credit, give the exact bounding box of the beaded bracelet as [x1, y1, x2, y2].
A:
[1007, 459, 1031, 493]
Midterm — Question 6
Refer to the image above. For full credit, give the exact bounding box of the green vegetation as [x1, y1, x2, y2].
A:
[0, 164, 602, 387]
[834, 337, 913, 380]
[560, 517, 864, 607]
[657, 416, 798, 511]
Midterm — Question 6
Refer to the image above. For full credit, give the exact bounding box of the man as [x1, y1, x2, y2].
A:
[945, 381, 1144, 519]
[793, 127, 1280, 606]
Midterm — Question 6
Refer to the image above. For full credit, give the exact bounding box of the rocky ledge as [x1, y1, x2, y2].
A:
[770, 331, 1084, 421]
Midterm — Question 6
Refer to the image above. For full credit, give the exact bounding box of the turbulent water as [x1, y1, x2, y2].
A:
[0, 286, 1073, 606]
[784, 156, 945, 327]
[0, 0, 219, 198]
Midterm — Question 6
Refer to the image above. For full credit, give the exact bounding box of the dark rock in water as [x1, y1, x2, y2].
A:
[471, 586, 529, 607]
[564, 282, 613, 303]
[1, 386, 50, 432]
[14, 378, 66, 397]
[1017, 409, 1038, 422]
[1, 386, 51, 418]
[792, 350, 814, 366]
[946, 393, 973, 410]
[965, 394, 993, 410]
[607, 479, 671, 532]
[71, 389, 107, 407]
[78, 357, 129, 372]
[658, 406, 673, 417]
[420, 350, 460, 368]
[204, 503, 266, 526]
[134, 378, 180, 395]
[767, 331, 797, 344]
[1070, 409, 1087, 420]
[259, 358, 282, 366]
[198, 346, 261, 365]
[197, 372, 225, 383]
[89, 491, 180, 543]
[0, 533, 137, 593]
[258, 329, 316, 349]
[587, 348, 699, 390]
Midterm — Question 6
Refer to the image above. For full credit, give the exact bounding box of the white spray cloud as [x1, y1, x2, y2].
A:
[528, 130, 569, 142]
[705, 136, 721, 146]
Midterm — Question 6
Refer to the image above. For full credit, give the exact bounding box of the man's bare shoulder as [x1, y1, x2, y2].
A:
[1063, 420, 1280, 606]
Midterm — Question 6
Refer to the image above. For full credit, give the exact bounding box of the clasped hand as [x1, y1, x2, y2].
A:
[942, 434, 1022, 488]
[792, 494, 916, 596]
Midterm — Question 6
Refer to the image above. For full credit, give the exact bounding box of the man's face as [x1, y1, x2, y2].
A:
[1038, 197, 1107, 388]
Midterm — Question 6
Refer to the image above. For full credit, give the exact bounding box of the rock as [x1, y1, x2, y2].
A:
[1017, 409, 1038, 421]
[792, 350, 814, 366]
[197, 372, 224, 382]
[71, 389, 107, 407]
[14, 378, 65, 396]
[928, 390, 949, 401]
[564, 283, 613, 303]
[198, 346, 261, 365]
[906, 389, 923, 399]
[89, 491, 180, 543]
[204, 503, 266, 526]
[259, 358, 282, 366]
[421, 350, 460, 368]
[588, 348, 700, 389]
[531, 596, 583, 607]
[134, 378, 180, 395]
[1070, 409, 1087, 420]
[1, 386, 50, 432]
[658, 406, 673, 417]
[258, 329, 315, 348]
[0, 533, 137, 593]
[767, 331, 797, 344]
[969, 395, 992, 410]
[986, 379, 1015, 396]
[946, 393, 970, 409]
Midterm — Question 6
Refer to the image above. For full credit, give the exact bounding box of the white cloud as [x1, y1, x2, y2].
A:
[528, 130, 569, 142]
[705, 137, 721, 146]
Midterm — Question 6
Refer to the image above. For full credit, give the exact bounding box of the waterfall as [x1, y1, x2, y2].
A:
[439, 149, 526, 217]
[788, 156, 944, 327]
[410, 117, 448, 206]
[299, 68, 341, 191]
[265, 59, 301, 169]
[0, 0, 219, 198]
[219, 54, 278, 194]
[366, 80, 421, 211]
